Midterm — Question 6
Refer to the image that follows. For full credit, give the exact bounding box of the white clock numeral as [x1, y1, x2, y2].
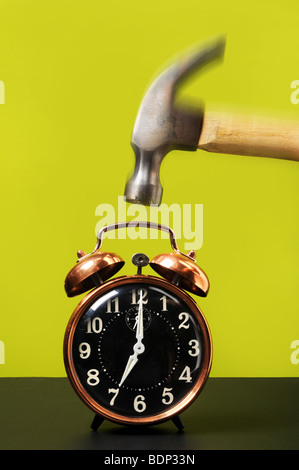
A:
[79, 342, 91, 359]
[188, 339, 200, 357]
[87, 369, 100, 386]
[178, 312, 190, 329]
[108, 388, 119, 406]
[179, 366, 192, 383]
[134, 394, 146, 413]
[130, 288, 148, 305]
[160, 295, 168, 311]
[162, 387, 174, 405]
[86, 317, 103, 334]
[106, 297, 120, 313]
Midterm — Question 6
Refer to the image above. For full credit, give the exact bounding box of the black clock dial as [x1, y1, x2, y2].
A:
[98, 309, 179, 391]
[64, 276, 211, 425]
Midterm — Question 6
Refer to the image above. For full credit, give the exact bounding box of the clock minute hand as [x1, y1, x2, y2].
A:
[136, 297, 144, 341]
[119, 300, 145, 387]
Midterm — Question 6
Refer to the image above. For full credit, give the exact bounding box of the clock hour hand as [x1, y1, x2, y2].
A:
[118, 339, 145, 387]
[118, 353, 138, 388]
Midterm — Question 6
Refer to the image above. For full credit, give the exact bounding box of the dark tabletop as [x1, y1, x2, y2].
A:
[0, 377, 298, 451]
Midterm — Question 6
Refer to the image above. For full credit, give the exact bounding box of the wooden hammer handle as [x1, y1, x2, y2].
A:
[197, 111, 299, 161]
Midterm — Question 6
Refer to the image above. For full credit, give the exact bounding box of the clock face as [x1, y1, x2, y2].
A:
[64, 276, 212, 425]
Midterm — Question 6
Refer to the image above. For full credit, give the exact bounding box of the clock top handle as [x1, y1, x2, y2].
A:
[92, 221, 193, 260]
[64, 221, 208, 298]
[92, 222, 209, 297]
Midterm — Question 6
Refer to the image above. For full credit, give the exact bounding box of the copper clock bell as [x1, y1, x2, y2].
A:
[64, 250, 125, 297]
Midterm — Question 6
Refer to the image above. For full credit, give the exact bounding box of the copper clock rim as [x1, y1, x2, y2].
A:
[63, 274, 212, 426]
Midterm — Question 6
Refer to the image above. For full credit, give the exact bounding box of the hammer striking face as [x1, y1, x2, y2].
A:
[125, 36, 299, 206]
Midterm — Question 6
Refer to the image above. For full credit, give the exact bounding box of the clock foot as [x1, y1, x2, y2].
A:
[91, 414, 105, 431]
[172, 415, 184, 432]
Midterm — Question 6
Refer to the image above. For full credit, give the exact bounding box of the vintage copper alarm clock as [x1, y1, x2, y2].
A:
[63, 221, 212, 431]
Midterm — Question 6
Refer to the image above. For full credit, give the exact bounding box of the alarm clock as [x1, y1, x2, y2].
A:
[63, 221, 212, 431]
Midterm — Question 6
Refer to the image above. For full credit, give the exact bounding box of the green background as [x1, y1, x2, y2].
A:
[0, 0, 298, 377]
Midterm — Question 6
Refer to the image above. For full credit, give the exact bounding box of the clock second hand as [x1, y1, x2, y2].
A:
[119, 297, 145, 387]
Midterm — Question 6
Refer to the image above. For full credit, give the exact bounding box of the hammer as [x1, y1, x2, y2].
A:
[124, 37, 299, 206]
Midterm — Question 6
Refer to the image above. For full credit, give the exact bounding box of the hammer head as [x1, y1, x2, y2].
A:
[124, 37, 226, 206]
